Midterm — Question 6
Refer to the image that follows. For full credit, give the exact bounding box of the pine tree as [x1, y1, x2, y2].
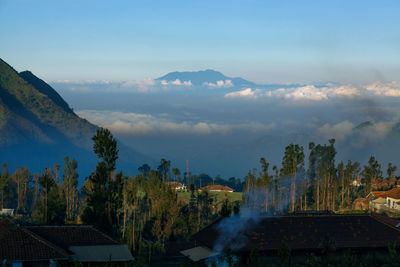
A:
[81, 128, 120, 234]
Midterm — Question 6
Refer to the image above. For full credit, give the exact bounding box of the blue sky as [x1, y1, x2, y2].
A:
[1, 0, 399, 83]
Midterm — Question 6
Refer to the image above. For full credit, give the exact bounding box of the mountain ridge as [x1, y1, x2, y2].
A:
[0, 58, 152, 180]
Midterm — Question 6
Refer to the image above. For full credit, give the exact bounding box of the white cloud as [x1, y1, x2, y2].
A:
[160, 79, 192, 86]
[121, 79, 156, 92]
[203, 80, 234, 88]
[284, 85, 328, 101]
[264, 84, 360, 101]
[315, 120, 395, 146]
[224, 88, 258, 99]
[353, 121, 393, 146]
[76, 110, 275, 136]
[365, 81, 400, 97]
[331, 85, 361, 98]
[316, 121, 354, 142]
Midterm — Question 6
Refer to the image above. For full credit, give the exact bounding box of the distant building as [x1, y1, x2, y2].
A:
[0, 208, 14, 216]
[199, 185, 233, 192]
[166, 181, 186, 191]
[0, 218, 134, 266]
[357, 188, 400, 213]
[352, 178, 365, 187]
[353, 198, 369, 210]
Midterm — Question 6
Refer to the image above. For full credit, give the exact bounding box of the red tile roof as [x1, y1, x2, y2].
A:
[201, 185, 234, 192]
[372, 188, 400, 199]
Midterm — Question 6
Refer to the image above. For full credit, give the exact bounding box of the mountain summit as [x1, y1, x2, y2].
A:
[156, 69, 254, 87]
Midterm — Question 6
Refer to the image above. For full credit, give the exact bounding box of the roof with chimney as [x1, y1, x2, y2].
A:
[192, 214, 400, 254]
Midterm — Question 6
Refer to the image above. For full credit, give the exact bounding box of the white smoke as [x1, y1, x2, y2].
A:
[212, 173, 306, 253]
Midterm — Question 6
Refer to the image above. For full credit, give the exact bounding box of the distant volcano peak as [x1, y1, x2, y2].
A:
[156, 69, 254, 87]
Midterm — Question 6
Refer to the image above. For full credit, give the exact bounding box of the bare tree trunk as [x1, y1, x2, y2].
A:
[122, 203, 127, 239]
[265, 186, 268, 213]
[305, 194, 307, 211]
[341, 174, 344, 209]
[317, 178, 320, 211]
[132, 205, 136, 250]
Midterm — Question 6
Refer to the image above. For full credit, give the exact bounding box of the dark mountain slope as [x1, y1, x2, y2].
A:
[0, 59, 153, 180]
[0, 58, 97, 149]
[19, 71, 73, 114]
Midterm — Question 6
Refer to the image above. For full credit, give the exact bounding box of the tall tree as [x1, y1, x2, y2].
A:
[0, 163, 16, 209]
[259, 158, 272, 212]
[138, 164, 151, 176]
[172, 168, 181, 182]
[337, 162, 345, 209]
[281, 144, 304, 212]
[32, 168, 65, 224]
[92, 127, 119, 172]
[81, 128, 120, 234]
[387, 162, 397, 179]
[157, 159, 171, 182]
[13, 167, 30, 214]
[62, 156, 79, 222]
[363, 156, 382, 194]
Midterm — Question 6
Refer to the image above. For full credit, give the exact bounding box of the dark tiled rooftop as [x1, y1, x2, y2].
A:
[0, 219, 69, 261]
[193, 214, 400, 253]
[26, 225, 118, 250]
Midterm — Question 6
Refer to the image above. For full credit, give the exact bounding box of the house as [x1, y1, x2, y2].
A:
[182, 213, 400, 264]
[352, 178, 365, 187]
[370, 197, 387, 211]
[166, 181, 186, 191]
[367, 187, 400, 212]
[0, 218, 134, 266]
[199, 185, 234, 192]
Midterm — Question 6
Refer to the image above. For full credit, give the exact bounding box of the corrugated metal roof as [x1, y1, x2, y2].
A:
[180, 246, 219, 262]
[69, 245, 134, 262]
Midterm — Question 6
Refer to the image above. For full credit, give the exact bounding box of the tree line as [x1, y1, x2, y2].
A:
[1, 129, 397, 264]
[243, 139, 397, 213]
[0, 128, 238, 264]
